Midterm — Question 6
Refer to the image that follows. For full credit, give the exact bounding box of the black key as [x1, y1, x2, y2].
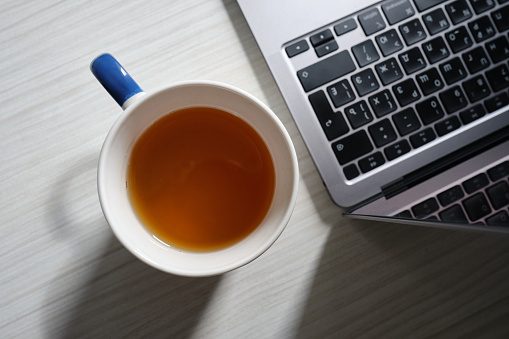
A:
[393, 107, 421, 135]
[297, 51, 356, 92]
[416, 97, 445, 125]
[486, 210, 509, 226]
[334, 18, 358, 36]
[344, 100, 373, 128]
[414, 0, 447, 12]
[286, 40, 309, 58]
[375, 29, 404, 56]
[382, 0, 415, 24]
[359, 152, 386, 173]
[446, 26, 473, 53]
[488, 161, 509, 181]
[310, 29, 334, 47]
[487, 181, 509, 210]
[463, 172, 489, 193]
[423, 9, 450, 35]
[369, 90, 397, 117]
[446, 0, 473, 24]
[327, 80, 356, 108]
[485, 36, 509, 63]
[315, 40, 339, 57]
[332, 130, 374, 165]
[358, 8, 386, 36]
[343, 163, 360, 180]
[486, 64, 509, 91]
[395, 210, 413, 218]
[463, 192, 492, 221]
[422, 37, 450, 63]
[440, 204, 469, 223]
[462, 46, 491, 73]
[375, 58, 403, 85]
[438, 185, 465, 206]
[399, 18, 427, 45]
[491, 5, 509, 32]
[412, 197, 439, 218]
[393, 78, 421, 106]
[368, 119, 397, 147]
[440, 57, 467, 84]
[469, 0, 495, 14]
[351, 68, 380, 96]
[462, 75, 491, 102]
[460, 104, 486, 124]
[399, 47, 427, 74]
[485, 92, 509, 112]
[352, 40, 380, 67]
[410, 127, 437, 148]
[440, 86, 468, 113]
[308, 90, 349, 140]
[416, 68, 445, 95]
[435, 115, 462, 136]
[384, 139, 411, 160]
[468, 16, 496, 42]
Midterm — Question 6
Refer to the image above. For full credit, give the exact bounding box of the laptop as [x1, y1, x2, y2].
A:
[237, 0, 509, 232]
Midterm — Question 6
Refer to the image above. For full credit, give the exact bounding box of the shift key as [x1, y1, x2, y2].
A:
[297, 51, 356, 92]
[332, 130, 374, 165]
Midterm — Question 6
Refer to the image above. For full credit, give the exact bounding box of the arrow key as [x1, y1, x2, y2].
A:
[334, 18, 358, 36]
[315, 39, 339, 57]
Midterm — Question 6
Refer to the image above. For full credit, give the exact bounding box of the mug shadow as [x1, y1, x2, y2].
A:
[46, 153, 220, 338]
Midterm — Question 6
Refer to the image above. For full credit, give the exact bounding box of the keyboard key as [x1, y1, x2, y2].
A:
[438, 185, 465, 206]
[393, 78, 421, 106]
[352, 40, 380, 67]
[422, 37, 450, 63]
[446, 0, 474, 24]
[485, 36, 509, 63]
[393, 107, 421, 135]
[327, 80, 356, 108]
[315, 40, 339, 57]
[297, 51, 356, 92]
[416, 97, 445, 125]
[463, 192, 492, 221]
[286, 40, 309, 58]
[368, 118, 397, 147]
[463, 173, 490, 193]
[359, 152, 386, 173]
[410, 127, 437, 148]
[334, 18, 358, 36]
[486, 64, 509, 92]
[310, 29, 334, 47]
[435, 116, 462, 136]
[491, 5, 509, 32]
[462, 46, 491, 73]
[469, 0, 495, 14]
[399, 18, 427, 45]
[375, 58, 403, 85]
[332, 130, 374, 165]
[375, 29, 404, 56]
[423, 8, 450, 35]
[487, 181, 509, 210]
[308, 90, 349, 140]
[446, 26, 473, 53]
[439, 86, 468, 113]
[399, 47, 427, 74]
[412, 197, 439, 218]
[416, 68, 445, 95]
[384, 139, 411, 160]
[485, 92, 509, 112]
[462, 75, 491, 102]
[440, 57, 467, 84]
[351, 68, 380, 96]
[488, 161, 509, 181]
[414, 0, 448, 12]
[468, 16, 496, 42]
[344, 100, 373, 128]
[382, 0, 415, 24]
[440, 204, 469, 223]
[460, 104, 486, 124]
[369, 89, 398, 117]
[358, 8, 386, 36]
[486, 210, 509, 226]
[343, 163, 360, 180]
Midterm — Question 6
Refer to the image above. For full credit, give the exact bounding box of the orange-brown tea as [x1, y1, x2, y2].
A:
[127, 106, 275, 252]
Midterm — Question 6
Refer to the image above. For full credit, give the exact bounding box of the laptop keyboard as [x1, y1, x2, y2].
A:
[286, 0, 509, 181]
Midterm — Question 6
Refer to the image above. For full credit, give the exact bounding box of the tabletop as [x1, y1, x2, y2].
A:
[2, 1, 509, 338]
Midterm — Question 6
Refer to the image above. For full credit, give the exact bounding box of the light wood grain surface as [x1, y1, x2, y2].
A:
[2, 1, 509, 338]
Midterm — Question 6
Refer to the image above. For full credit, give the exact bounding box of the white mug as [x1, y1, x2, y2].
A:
[91, 53, 298, 277]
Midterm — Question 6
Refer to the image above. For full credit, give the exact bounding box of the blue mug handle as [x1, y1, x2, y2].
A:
[90, 53, 145, 110]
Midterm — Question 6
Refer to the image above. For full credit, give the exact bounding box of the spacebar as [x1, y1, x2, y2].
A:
[297, 51, 356, 92]
[413, 0, 447, 12]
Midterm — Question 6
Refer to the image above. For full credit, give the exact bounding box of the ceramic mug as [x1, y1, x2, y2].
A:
[91, 53, 298, 277]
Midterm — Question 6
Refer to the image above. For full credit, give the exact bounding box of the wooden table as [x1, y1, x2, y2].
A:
[2, 1, 509, 337]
